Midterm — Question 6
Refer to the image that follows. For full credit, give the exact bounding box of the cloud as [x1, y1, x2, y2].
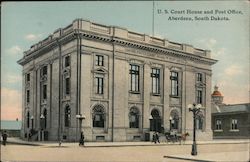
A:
[224, 64, 243, 76]
[196, 38, 226, 58]
[6, 45, 23, 55]
[24, 33, 42, 41]
[1, 87, 22, 120]
[198, 38, 217, 49]
[212, 47, 226, 58]
[2, 73, 22, 84]
[216, 81, 249, 104]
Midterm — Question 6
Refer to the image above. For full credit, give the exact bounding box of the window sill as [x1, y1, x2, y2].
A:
[62, 96, 71, 101]
[129, 91, 140, 94]
[214, 130, 223, 132]
[170, 95, 181, 98]
[151, 93, 161, 96]
[229, 129, 239, 132]
[95, 93, 104, 95]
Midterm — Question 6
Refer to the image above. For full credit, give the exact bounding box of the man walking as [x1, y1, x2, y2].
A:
[79, 131, 85, 146]
[2, 131, 8, 146]
[155, 132, 160, 143]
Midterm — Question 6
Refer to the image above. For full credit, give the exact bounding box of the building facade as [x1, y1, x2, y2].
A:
[211, 87, 250, 139]
[18, 19, 217, 142]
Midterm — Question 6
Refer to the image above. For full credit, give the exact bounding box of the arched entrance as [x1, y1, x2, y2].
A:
[150, 109, 162, 132]
[170, 110, 180, 131]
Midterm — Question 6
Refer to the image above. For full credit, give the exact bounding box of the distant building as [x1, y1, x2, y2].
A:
[0, 120, 22, 137]
[211, 86, 250, 139]
[17, 19, 217, 142]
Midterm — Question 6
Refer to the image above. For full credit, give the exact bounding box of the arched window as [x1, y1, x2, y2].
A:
[150, 109, 162, 132]
[43, 109, 47, 129]
[27, 112, 30, 128]
[151, 109, 160, 118]
[64, 105, 71, 127]
[170, 110, 179, 130]
[93, 105, 105, 128]
[129, 107, 139, 128]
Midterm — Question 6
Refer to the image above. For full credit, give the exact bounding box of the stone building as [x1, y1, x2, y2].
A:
[211, 86, 250, 139]
[18, 19, 217, 142]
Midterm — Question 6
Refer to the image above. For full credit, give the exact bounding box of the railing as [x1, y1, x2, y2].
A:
[168, 42, 183, 50]
[90, 23, 110, 34]
[22, 19, 210, 58]
[128, 31, 144, 41]
[194, 48, 206, 56]
[151, 37, 164, 46]
[62, 24, 73, 35]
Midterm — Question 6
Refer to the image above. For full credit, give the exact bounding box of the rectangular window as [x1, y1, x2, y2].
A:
[231, 119, 238, 130]
[151, 68, 160, 94]
[95, 55, 104, 66]
[26, 90, 30, 103]
[130, 65, 140, 92]
[65, 55, 70, 67]
[216, 119, 222, 130]
[196, 90, 203, 104]
[170, 71, 178, 96]
[26, 73, 30, 82]
[43, 84, 47, 100]
[95, 77, 104, 94]
[65, 78, 70, 95]
[197, 73, 203, 82]
[42, 66, 47, 76]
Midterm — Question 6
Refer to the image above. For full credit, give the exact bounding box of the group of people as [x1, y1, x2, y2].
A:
[59, 131, 85, 147]
[152, 131, 160, 144]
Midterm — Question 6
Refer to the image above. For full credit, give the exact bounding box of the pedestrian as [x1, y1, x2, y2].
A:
[28, 131, 32, 141]
[79, 131, 85, 146]
[152, 132, 156, 144]
[2, 131, 8, 146]
[156, 132, 160, 143]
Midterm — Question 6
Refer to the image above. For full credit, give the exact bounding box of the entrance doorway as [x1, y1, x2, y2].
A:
[150, 109, 162, 132]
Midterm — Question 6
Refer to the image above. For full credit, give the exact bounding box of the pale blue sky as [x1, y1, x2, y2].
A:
[1, 1, 249, 120]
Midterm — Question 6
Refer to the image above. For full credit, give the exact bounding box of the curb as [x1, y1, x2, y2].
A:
[164, 155, 213, 162]
[3, 140, 249, 147]
[1, 141, 41, 146]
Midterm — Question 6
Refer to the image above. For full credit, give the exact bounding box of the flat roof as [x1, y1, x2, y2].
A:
[213, 103, 250, 114]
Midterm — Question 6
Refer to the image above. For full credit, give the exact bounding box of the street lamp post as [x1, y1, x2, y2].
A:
[76, 114, 86, 139]
[169, 116, 173, 131]
[40, 114, 45, 141]
[149, 115, 153, 131]
[31, 116, 34, 130]
[188, 103, 203, 156]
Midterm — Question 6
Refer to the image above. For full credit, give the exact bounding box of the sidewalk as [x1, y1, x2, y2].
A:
[164, 151, 250, 162]
[4, 137, 250, 147]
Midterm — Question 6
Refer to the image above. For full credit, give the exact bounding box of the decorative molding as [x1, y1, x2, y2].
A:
[63, 68, 71, 77]
[149, 62, 163, 68]
[128, 59, 144, 65]
[196, 82, 206, 88]
[25, 83, 31, 89]
[170, 66, 182, 72]
[40, 75, 48, 82]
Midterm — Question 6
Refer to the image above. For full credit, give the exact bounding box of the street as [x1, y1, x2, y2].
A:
[1, 141, 249, 162]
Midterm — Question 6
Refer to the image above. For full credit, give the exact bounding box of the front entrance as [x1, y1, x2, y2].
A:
[150, 109, 162, 133]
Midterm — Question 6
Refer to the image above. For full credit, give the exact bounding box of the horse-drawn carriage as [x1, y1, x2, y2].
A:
[165, 131, 189, 143]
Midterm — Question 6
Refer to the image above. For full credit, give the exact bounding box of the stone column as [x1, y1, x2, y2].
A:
[143, 62, 150, 132]
[163, 66, 170, 131]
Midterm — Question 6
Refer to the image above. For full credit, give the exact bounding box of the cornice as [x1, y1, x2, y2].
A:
[80, 31, 217, 65]
[18, 20, 218, 66]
